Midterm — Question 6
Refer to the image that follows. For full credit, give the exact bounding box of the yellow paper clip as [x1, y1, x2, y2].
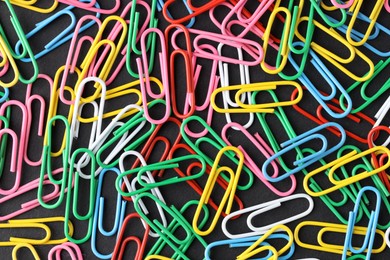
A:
[145, 256, 173, 260]
[261, 7, 291, 74]
[193, 146, 243, 236]
[294, 221, 386, 255]
[211, 81, 302, 113]
[12, 243, 40, 260]
[296, 16, 374, 82]
[346, 0, 384, 46]
[8, 217, 74, 245]
[237, 224, 293, 260]
[0, 221, 50, 246]
[5, 0, 58, 13]
[304, 146, 390, 197]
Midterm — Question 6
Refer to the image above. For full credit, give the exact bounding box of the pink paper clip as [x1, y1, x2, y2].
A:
[189, 28, 264, 66]
[0, 168, 63, 221]
[57, 0, 120, 14]
[60, 15, 102, 105]
[48, 242, 83, 260]
[220, 0, 275, 38]
[386, 0, 390, 12]
[24, 74, 53, 167]
[0, 100, 27, 195]
[222, 122, 296, 196]
[137, 28, 171, 124]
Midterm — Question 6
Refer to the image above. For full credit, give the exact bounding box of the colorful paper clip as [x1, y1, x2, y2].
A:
[222, 193, 313, 239]
[342, 186, 381, 260]
[262, 122, 346, 182]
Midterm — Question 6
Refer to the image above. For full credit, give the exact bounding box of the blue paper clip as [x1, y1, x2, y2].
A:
[289, 42, 352, 118]
[205, 233, 295, 260]
[342, 186, 381, 260]
[262, 122, 346, 182]
[14, 1, 100, 61]
[91, 167, 126, 259]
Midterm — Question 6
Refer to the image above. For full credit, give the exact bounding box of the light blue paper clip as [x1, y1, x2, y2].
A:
[91, 167, 126, 259]
[262, 122, 346, 182]
[289, 42, 353, 118]
[14, 0, 101, 61]
[342, 186, 381, 260]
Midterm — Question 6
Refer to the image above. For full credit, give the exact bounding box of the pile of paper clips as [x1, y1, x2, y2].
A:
[1, 0, 390, 259]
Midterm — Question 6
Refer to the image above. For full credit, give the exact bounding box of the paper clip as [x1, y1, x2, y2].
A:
[345, 0, 384, 46]
[38, 115, 71, 209]
[134, 192, 194, 260]
[261, 7, 291, 74]
[236, 224, 294, 260]
[14, 3, 100, 61]
[193, 146, 243, 236]
[166, 25, 195, 119]
[222, 194, 313, 239]
[91, 168, 126, 259]
[0, 0, 38, 84]
[145, 255, 172, 260]
[126, 0, 158, 78]
[262, 122, 346, 182]
[48, 242, 83, 260]
[0, 101, 27, 195]
[211, 81, 302, 113]
[6, 0, 58, 13]
[137, 28, 171, 124]
[167, 143, 245, 216]
[296, 16, 375, 82]
[111, 213, 150, 260]
[0, 170, 61, 221]
[148, 200, 208, 259]
[304, 146, 390, 197]
[181, 116, 254, 191]
[58, 0, 120, 14]
[65, 148, 97, 244]
[386, 227, 390, 248]
[24, 74, 53, 166]
[8, 217, 73, 245]
[221, 122, 296, 196]
[342, 186, 381, 259]
[217, 44, 254, 129]
[0, 221, 50, 246]
[289, 42, 352, 118]
[205, 233, 294, 260]
[162, 0, 224, 24]
[12, 243, 40, 260]
[294, 221, 386, 255]
[190, 29, 263, 66]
